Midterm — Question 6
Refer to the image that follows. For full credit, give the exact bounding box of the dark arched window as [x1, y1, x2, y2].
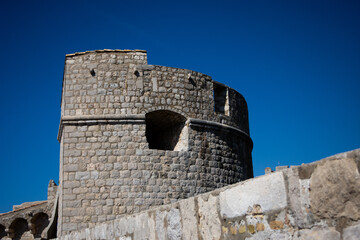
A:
[8, 218, 29, 240]
[0, 224, 6, 239]
[146, 110, 187, 151]
[30, 212, 49, 238]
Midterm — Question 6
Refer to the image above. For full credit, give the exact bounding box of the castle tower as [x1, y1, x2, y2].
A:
[57, 50, 253, 236]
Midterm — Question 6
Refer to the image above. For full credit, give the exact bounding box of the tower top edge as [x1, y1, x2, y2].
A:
[66, 49, 147, 57]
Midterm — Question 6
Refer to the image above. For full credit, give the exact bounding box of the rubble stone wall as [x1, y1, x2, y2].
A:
[58, 50, 253, 236]
[58, 148, 360, 240]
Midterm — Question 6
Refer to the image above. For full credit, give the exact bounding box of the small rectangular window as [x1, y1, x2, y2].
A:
[213, 83, 229, 116]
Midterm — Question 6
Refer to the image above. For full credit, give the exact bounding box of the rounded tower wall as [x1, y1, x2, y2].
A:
[61, 50, 249, 133]
[58, 50, 253, 235]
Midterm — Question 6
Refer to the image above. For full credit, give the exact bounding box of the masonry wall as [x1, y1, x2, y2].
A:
[61, 50, 249, 133]
[57, 149, 360, 240]
[58, 50, 253, 236]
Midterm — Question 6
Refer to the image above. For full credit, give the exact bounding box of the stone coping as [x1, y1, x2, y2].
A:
[0, 201, 47, 217]
[65, 49, 147, 57]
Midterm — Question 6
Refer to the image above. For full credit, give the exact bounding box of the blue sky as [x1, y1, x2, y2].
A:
[0, 0, 359, 213]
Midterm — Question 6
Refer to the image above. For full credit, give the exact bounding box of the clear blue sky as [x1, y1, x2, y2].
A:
[0, 0, 359, 213]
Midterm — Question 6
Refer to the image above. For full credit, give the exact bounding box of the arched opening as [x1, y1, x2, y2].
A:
[0, 224, 6, 239]
[30, 212, 49, 238]
[8, 218, 29, 240]
[145, 110, 187, 151]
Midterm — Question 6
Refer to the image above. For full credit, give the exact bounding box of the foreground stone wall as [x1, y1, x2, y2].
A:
[58, 50, 253, 236]
[58, 149, 360, 240]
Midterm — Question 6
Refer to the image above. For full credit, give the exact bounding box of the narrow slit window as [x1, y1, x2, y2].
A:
[213, 83, 229, 116]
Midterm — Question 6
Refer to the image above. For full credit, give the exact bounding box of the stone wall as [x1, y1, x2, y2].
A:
[57, 148, 360, 240]
[58, 50, 253, 236]
[60, 50, 249, 132]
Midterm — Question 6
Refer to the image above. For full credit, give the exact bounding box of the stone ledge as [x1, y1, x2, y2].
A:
[57, 115, 252, 145]
[65, 49, 147, 57]
[189, 118, 252, 146]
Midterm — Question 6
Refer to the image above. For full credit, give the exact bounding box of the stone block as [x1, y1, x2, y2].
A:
[75, 171, 90, 180]
[114, 216, 135, 238]
[343, 224, 360, 240]
[285, 168, 314, 228]
[167, 208, 182, 240]
[132, 212, 152, 239]
[198, 194, 221, 240]
[93, 223, 108, 239]
[179, 198, 198, 240]
[155, 210, 167, 240]
[219, 172, 287, 218]
[64, 164, 78, 172]
[246, 232, 290, 240]
[310, 158, 360, 220]
[294, 228, 340, 240]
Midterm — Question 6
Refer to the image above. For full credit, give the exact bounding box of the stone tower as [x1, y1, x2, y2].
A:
[57, 49, 253, 236]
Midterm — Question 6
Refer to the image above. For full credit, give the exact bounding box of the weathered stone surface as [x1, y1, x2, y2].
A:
[167, 209, 182, 240]
[245, 232, 290, 240]
[179, 198, 198, 240]
[133, 213, 151, 239]
[198, 195, 221, 240]
[343, 223, 360, 240]
[155, 210, 167, 240]
[294, 228, 340, 240]
[93, 223, 108, 239]
[310, 158, 360, 220]
[285, 167, 314, 228]
[219, 172, 287, 218]
[114, 215, 136, 238]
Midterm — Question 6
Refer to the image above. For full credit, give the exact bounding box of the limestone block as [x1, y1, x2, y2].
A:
[84, 227, 94, 240]
[75, 172, 90, 180]
[179, 198, 199, 240]
[114, 216, 136, 238]
[220, 172, 287, 218]
[93, 223, 107, 239]
[133, 212, 151, 239]
[245, 231, 290, 240]
[155, 210, 167, 240]
[343, 224, 360, 240]
[167, 209, 182, 240]
[285, 168, 314, 228]
[294, 228, 340, 240]
[310, 158, 360, 220]
[198, 194, 221, 240]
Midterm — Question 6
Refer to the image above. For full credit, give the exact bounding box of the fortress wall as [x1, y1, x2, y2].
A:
[58, 50, 253, 236]
[59, 120, 252, 234]
[57, 149, 360, 240]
